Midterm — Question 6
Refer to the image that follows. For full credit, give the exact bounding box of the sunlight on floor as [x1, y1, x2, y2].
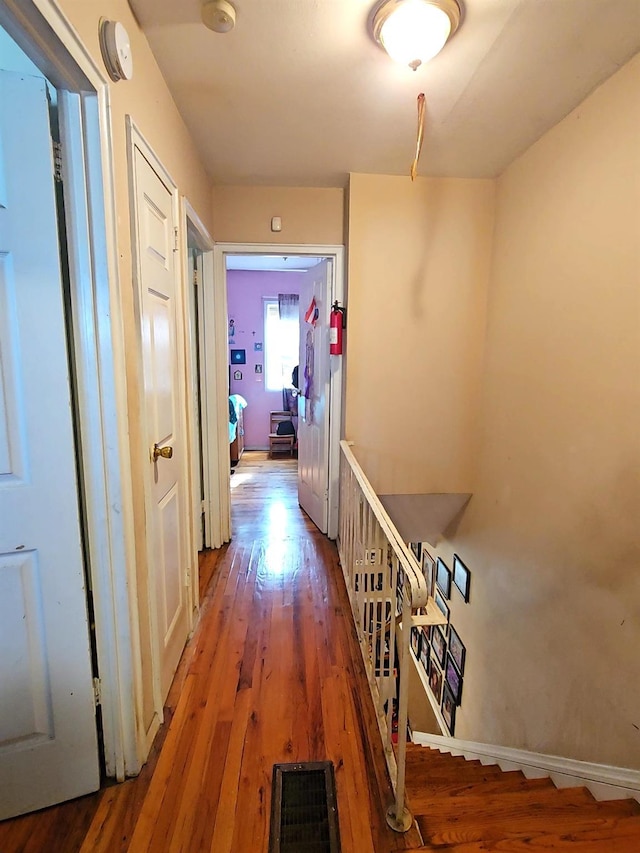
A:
[267, 501, 288, 536]
[230, 472, 253, 489]
[264, 503, 291, 575]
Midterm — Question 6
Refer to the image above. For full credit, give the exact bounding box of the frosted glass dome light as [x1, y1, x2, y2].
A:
[372, 0, 461, 71]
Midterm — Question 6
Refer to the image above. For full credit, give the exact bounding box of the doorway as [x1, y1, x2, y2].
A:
[210, 244, 345, 539]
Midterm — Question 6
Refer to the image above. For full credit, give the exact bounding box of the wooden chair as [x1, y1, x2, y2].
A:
[269, 411, 295, 458]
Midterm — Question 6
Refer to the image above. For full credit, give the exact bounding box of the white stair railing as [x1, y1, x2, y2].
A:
[337, 441, 446, 833]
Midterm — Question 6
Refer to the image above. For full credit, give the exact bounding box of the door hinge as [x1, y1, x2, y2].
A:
[193, 266, 199, 286]
[52, 141, 63, 183]
[185, 567, 192, 589]
[173, 227, 179, 252]
[93, 677, 102, 707]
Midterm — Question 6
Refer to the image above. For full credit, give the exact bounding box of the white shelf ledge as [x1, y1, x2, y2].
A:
[379, 492, 471, 546]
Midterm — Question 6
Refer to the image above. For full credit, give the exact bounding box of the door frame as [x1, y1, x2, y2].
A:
[181, 200, 217, 566]
[0, 1, 140, 778]
[126, 119, 196, 744]
[210, 243, 345, 539]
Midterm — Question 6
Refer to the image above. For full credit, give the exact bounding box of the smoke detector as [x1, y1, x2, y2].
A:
[202, 0, 236, 33]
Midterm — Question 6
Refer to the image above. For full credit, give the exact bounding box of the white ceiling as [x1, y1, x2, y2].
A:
[128, 0, 640, 187]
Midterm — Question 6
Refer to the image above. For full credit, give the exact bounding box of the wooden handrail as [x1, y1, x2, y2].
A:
[337, 440, 448, 833]
[339, 440, 429, 610]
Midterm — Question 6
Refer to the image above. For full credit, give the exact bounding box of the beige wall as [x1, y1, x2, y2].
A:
[346, 174, 495, 494]
[54, 0, 214, 744]
[212, 186, 344, 245]
[346, 56, 639, 769]
[440, 53, 640, 768]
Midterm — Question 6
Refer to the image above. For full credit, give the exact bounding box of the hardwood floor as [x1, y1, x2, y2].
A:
[0, 451, 421, 852]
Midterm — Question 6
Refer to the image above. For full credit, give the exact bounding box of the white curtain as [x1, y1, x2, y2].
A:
[277, 294, 299, 405]
[278, 293, 299, 322]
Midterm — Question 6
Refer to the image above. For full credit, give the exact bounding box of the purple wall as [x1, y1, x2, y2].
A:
[227, 269, 302, 449]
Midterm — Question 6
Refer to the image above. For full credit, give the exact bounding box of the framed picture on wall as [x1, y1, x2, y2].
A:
[448, 625, 465, 674]
[255, 364, 263, 374]
[445, 653, 463, 704]
[410, 626, 421, 658]
[436, 558, 452, 599]
[441, 684, 456, 735]
[431, 625, 447, 668]
[453, 554, 471, 602]
[410, 541, 422, 561]
[233, 370, 242, 380]
[434, 589, 450, 623]
[422, 548, 435, 596]
[419, 639, 430, 675]
[428, 659, 443, 704]
[230, 348, 246, 364]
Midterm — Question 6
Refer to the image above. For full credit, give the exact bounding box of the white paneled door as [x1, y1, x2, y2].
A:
[298, 259, 332, 533]
[133, 147, 190, 703]
[0, 71, 99, 818]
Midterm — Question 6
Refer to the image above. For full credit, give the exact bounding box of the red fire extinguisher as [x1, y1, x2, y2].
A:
[329, 301, 345, 355]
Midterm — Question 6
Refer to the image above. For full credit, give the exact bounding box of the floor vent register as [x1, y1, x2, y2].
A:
[269, 761, 341, 852]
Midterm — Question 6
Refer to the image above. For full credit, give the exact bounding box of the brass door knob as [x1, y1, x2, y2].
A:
[152, 443, 173, 461]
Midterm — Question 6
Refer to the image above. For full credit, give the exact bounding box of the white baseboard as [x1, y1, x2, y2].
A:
[411, 732, 640, 803]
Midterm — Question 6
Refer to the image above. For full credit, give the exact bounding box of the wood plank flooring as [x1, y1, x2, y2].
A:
[0, 451, 421, 852]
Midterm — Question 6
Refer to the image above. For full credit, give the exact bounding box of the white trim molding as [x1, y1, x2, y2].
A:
[181, 198, 216, 605]
[213, 242, 345, 540]
[0, 0, 140, 780]
[412, 732, 640, 803]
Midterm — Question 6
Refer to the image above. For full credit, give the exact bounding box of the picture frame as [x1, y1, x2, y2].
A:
[430, 624, 447, 669]
[422, 548, 435, 596]
[453, 554, 471, 602]
[434, 588, 450, 623]
[419, 638, 430, 675]
[421, 624, 432, 646]
[436, 557, 452, 599]
[230, 348, 246, 364]
[411, 626, 421, 658]
[448, 625, 466, 675]
[410, 541, 422, 561]
[254, 342, 263, 351]
[233, 370, 242, 381]
[445, 653, 463, 704]
[255, 364, 263, 374]
[428, 659, 443, 704]
[441, 683, 456, 735]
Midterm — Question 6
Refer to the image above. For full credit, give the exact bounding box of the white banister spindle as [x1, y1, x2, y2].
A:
[337, 440, 439, 834]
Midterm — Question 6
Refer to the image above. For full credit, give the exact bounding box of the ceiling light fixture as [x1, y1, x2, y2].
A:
[202, 0, 236, 34]
[371, 0, 461, 71]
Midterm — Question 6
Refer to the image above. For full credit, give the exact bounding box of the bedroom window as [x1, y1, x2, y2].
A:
[264, 296, 299, 391]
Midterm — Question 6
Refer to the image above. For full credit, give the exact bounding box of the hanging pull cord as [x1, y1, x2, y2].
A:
[410, 93, 426, 181]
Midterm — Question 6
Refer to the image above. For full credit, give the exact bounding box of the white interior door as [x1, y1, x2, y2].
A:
[133, 146, 190, 703]
[298, 259, 332, 533]
[0, 70, 99, 818]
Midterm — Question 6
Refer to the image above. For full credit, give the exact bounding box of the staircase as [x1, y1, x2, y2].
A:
[403, 743, 640, 851]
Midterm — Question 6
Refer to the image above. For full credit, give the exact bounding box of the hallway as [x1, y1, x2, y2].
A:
[0, 452, 421, 852]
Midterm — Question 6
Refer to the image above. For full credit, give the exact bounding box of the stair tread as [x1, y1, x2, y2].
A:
[418, 798, 640, 847]
[415, 784, 596, 821]
[403, 813, 640, 852]
[407, 747, 489, 765]
[407, 774, 555, 803]
[406, 764, 511, 783]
